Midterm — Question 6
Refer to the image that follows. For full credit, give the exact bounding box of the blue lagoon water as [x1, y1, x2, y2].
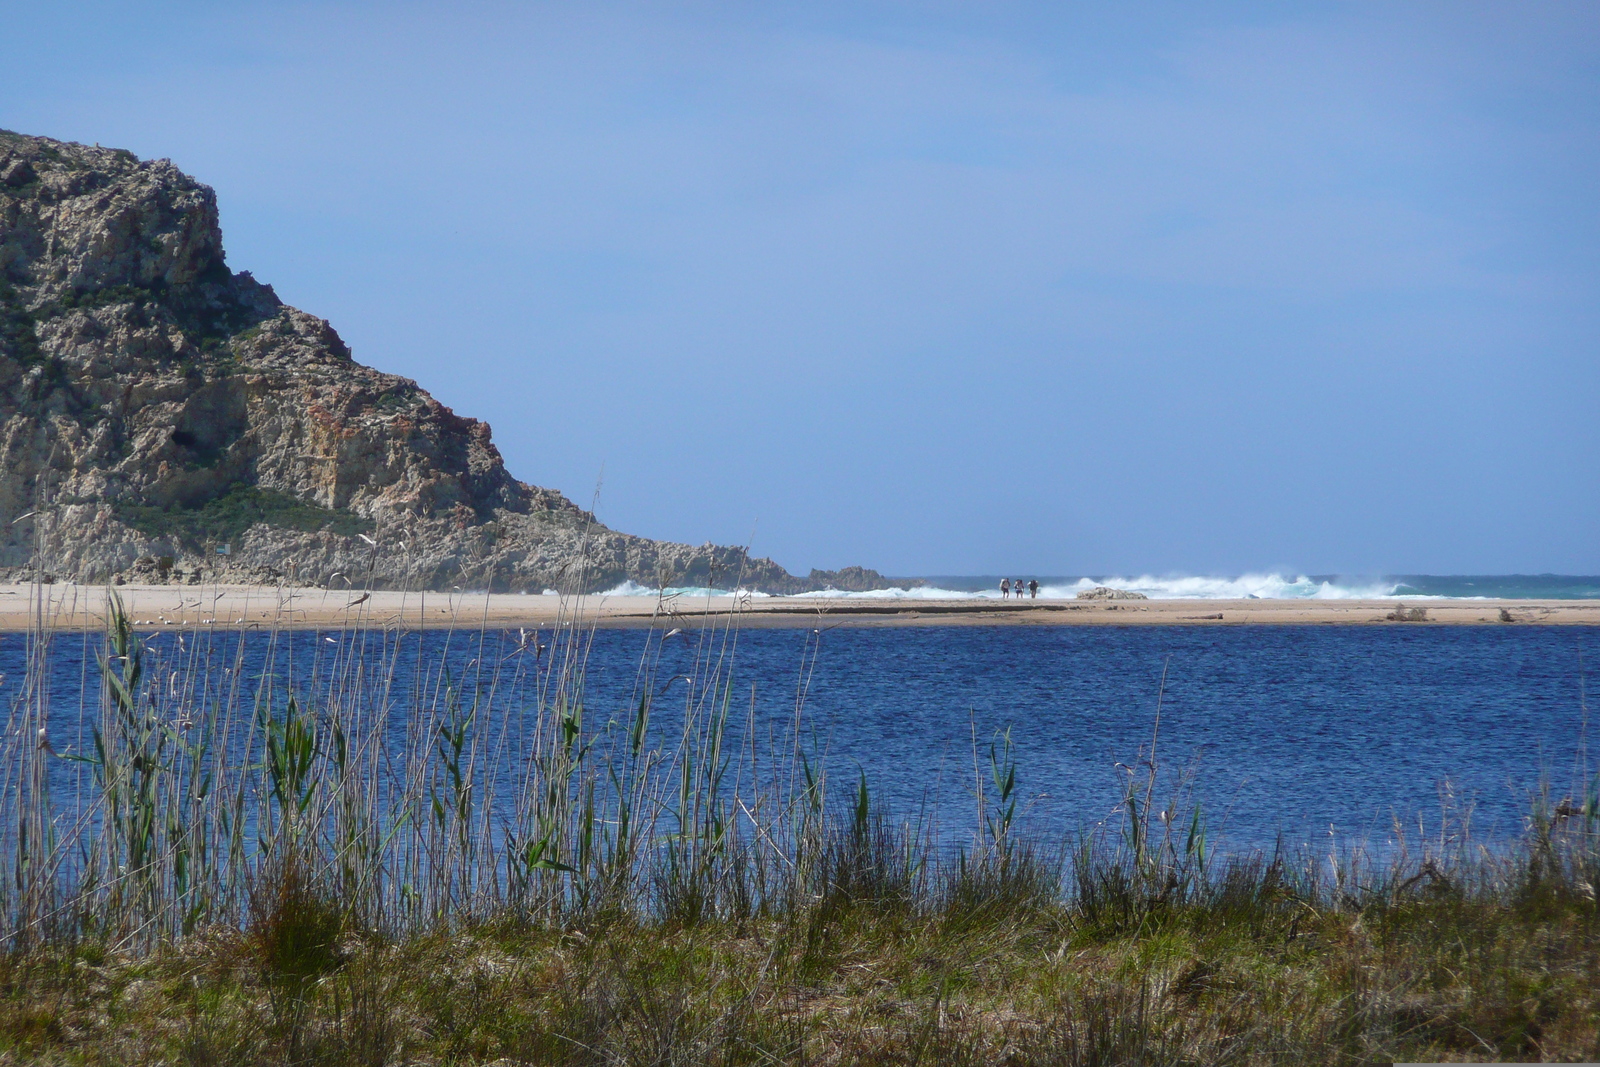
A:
[14, 622, 1597, 855]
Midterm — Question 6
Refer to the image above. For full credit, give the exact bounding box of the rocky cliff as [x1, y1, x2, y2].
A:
[0, 131, 887, 593]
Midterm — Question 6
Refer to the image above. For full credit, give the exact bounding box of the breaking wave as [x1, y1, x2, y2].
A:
[594, 580, 772, 599]
[579, 574, 1598, 601]
[790, 574, 1402, 600]
[592, 574, 1415, 601]
[1052, 574, 1402, 600]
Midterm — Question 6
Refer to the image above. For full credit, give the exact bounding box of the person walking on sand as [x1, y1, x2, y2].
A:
[1029, 579, 1039, 599]
[1000, 578, 1010, 599]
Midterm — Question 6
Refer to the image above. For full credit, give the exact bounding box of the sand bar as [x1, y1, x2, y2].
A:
[0, 584, 1596, 632]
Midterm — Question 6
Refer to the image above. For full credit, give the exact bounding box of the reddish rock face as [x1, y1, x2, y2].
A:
[0, 130, 856, 593]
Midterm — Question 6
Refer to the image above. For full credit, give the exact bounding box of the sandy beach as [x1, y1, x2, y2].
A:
[1, 583, 1596, 632]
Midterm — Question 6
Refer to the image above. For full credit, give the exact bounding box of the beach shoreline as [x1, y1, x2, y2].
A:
[3, 583, 1598, 632]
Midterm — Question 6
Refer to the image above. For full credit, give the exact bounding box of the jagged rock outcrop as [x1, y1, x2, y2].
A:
[802, 566, 915, 592]
[0, 131, 889, 593]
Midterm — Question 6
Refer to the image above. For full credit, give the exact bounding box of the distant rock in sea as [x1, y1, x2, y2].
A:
[804, 566, 920, 592]
[0, 131, 888, 593]
[1076, 586, 1149, 601]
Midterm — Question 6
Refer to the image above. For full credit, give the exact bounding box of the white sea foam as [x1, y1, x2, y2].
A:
[1051, 574, 1403, 600]
[790, 574, 1403, 600]
[595, 580, 772, 599]
[594, 580, 659, 597]
[589, 573, 1418, 601]
[788, 585, 983, 600]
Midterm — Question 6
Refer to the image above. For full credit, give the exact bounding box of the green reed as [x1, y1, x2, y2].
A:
[1, 575, 1598, 1063]
[0, 573, 861, 948]
[4, 579, 1598, 953]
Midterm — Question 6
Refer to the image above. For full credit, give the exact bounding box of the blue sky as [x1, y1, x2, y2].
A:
[4, 1, 1596, 576]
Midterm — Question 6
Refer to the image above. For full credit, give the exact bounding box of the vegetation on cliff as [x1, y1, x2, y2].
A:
[116, 484, 375, 548]
[0, 130, 882, 593]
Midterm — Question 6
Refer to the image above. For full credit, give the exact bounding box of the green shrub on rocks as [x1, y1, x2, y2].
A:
[117, 484, 373, 546]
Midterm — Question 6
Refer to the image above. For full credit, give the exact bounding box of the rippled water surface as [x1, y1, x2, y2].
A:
[15, 623, 1596, 852]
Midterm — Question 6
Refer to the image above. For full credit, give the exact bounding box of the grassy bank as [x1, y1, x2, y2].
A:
[1, 588, 1597, 1064]
[3, 829, 1599, 1064]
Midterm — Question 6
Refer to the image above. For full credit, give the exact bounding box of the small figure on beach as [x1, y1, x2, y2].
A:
[1000, 578, 1011, 599]
[1015, 579, 1025, 601]
[1028, 579, 1039, 599]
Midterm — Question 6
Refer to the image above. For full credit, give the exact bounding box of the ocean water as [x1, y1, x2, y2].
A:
[17, 622, 1596, 856]
[601, 573, 1600, 601]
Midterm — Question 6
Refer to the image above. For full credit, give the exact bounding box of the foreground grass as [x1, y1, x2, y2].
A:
[5, 594, 1597, 1063]
[3, 857, 1597, 1066]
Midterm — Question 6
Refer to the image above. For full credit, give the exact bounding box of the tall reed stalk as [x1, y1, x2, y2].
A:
[1, 575, 1596, 970]
[0, 576, 901, 948]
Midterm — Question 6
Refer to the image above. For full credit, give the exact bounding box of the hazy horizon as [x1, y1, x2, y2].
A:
[3, 2, 1596, 577]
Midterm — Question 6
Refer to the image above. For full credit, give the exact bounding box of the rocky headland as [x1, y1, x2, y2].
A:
[0, 131, 890, 593]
